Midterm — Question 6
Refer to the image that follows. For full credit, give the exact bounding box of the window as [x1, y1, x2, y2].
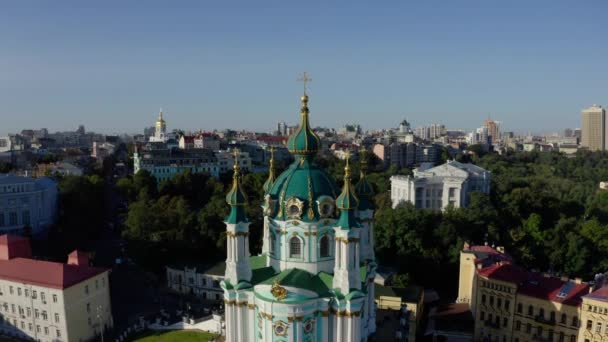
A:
[539, 308, 545, 319]
[41, 292, 45, 303]
[503, 317, 508, 327]
[35, 309, 39, 318]
[44, 326, 48, 335]
[515, 320, 521, 331]
[497, 298, 502, 308]
[270, 233, 276, 255]
[85, 285, 89, 295]
[505, 300, 510, 310]
[597, 322, 602, 333]
[36, 325, 40, 333]
[573, 316, 578, 327]
[17, 288, 21, 296]
[56, 329, 61, 338]
[8, 212, 17, 226]
[21, 211, 30, 226]
[42, 311, 47, 320]
[537, 326, 542, 335]
[8, 287, 12, 295]
[54, 313, 59, 323]
[517, 303, 522, 313]
[24, 289, 28, 297]
[526, 323, 531, 333]
[528, 305, 533, 316]
[26, 308, 31, 317]
[289, 236, 302, 259]
[320, 235, 330, 258]
[489, 296, 494, 306]
[481, 311, 485, 321]
[0, 213, 4, 227]
[559, 332, 564, 342]
[550, 311, 555, 322]
[87, 303, 91, 313]
[561, 313, 567, 324]
[52, 294, 57, 303]
[482, 294, 487, 305]
[32, 290, 36, 299]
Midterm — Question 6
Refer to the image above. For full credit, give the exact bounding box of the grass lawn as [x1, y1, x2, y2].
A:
[131, 330, 219, 342]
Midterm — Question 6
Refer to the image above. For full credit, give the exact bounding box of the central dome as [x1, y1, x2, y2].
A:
[268, 158, 339, 221]
[267, 93, 338, 222]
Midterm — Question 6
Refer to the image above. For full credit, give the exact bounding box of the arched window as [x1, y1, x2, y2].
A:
[270, 233, 276, 255]
[561, 313, 567, 324]
[528, 305, 533, 316]
[320, 235, 330, 258]
[289, 236, 302, 259]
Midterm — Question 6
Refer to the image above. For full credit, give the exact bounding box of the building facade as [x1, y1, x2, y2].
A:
[581, 105, 607, 151]
[457, 242, 598, 342]
[221, 91, 378, 342]
[166, 263, 225, 302]
[0, 175, 57, 237]
[390, 160, 490, 210]
[0, 235, 112, 342]
[134, 147, 220, 182]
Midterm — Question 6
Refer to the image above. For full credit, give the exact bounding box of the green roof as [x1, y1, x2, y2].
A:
[286, 95, 321, 156]
[225, 169, 248, 224]
[269, 158, 339, 222]
[374, 284, 423, 304]
[261, 268, 333, 297]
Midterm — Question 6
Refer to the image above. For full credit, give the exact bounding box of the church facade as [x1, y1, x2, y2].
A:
[221, 90, 377, 342]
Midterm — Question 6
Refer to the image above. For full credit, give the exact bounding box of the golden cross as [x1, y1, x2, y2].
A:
[297, 72, 312, 94]
[269, 146, 275, 160]
[233, 148, 240, 165]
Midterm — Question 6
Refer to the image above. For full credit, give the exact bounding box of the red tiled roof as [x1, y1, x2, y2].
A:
[478, 263, 589, 306]
[181, 136, 195, 143]
[518, 275, 589, 306]
[478, 263, 528, 284]
[0, 257, 108, 290]
[585, 286, 608, 302]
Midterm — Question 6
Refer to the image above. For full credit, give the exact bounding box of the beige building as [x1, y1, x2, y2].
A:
[578, 287, 608, 342]
[581, 105, 607, 151]
[0, 235, 112, 342]
[166, 262, 226, 302]
[458, 242, 592, 342]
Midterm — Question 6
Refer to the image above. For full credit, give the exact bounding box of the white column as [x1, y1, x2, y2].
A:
[296, 319, 303, 342]
[336, 316, 342, 342]
[236, 305, 242, 342]
[227, 237, 233, 262]
[225, 305, 233, 342]
[322, 313, 329, 342]
[248, 305, 255, 339]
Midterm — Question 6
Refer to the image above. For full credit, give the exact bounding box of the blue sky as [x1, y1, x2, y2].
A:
[1, 1, 606, 135]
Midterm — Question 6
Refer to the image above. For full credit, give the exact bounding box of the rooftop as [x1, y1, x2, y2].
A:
[584, 286, 608, 302]
[0, 257, 107, 290]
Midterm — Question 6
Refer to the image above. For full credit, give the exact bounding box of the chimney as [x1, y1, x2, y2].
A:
[496, 246, 505, 254]
[0, 235, 32, 261]
[67, 250, 90, 266]
[463, 241, 470, 251]
[575, 278, 583, 284]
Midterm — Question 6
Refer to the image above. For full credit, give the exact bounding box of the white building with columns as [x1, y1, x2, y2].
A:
[390, 160, 490, 210]
[221, 91, 377, 342]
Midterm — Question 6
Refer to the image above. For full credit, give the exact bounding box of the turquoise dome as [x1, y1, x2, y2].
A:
[286, 95, 321, 156]
[225, 161, 248, 224]
[268, 158, 339, 221]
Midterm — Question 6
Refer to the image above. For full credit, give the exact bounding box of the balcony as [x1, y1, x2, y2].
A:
[534, 315, 556, 326]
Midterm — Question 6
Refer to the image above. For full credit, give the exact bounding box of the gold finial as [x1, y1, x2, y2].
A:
[297, 72, 312, 95]
[233, 148, 241, 174]
[269, 146, 275, 164]
[344, 149, 351, 178]
[359, 147, 368, 175]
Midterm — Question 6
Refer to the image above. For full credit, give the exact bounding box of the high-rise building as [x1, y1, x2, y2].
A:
[581, 104, 606, 151]
[483, 119, 500, 144]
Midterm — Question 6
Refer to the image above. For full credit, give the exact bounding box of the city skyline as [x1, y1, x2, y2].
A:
[1, 1, 607, 135]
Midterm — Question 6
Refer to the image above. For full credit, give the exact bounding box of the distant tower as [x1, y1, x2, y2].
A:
[483, 119, 500, 144]
[151, 109, 168, 142]
[581, 105, 606, 151]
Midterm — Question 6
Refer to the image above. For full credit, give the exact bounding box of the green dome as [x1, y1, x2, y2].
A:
[268, 158, 339, 221]
[225, 161, 248, 224]
[335, 157, 360, 229]
[286, 95, 321, 156]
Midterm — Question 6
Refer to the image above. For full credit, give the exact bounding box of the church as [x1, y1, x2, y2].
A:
[221, 84, 378, 342]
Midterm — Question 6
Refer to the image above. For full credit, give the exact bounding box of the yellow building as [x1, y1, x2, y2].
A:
[579, 287, 608, 341]
[0, 235, 113, 342]
[459, 242, 591, 342]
